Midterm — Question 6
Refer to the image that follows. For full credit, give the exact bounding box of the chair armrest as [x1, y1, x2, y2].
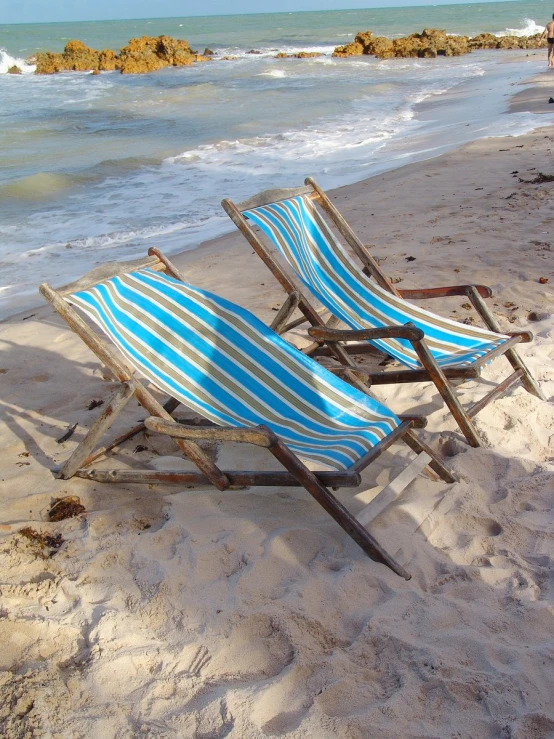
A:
[308, 325, 424, 342]
[144, 417, 275, 447]
[399, 285, 492, 300]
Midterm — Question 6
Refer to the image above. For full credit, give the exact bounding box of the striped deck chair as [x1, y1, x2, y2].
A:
[40, 248, 456, 580]
[222, 179, 544, 448]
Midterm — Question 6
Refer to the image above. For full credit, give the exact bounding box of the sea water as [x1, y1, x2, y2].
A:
[1, 2, 553, 317]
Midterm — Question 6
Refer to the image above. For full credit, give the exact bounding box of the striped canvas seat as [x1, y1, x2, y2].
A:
[69, 269, 400, 471]
[243, 195, 510, 370]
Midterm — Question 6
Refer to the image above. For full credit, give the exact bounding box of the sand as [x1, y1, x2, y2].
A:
[0, 71, 553, 739]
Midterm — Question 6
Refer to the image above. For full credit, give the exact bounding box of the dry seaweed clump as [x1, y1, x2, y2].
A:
[18, 527, 64, 558]
[48, 495, 86, 522]
[35, 35, 213, 75]
[333, 28, 546, 59]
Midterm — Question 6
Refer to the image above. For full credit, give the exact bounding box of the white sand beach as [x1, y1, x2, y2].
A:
[0, 73, 553, 738]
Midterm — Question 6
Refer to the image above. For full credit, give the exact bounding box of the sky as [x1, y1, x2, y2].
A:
[1, 0, 515, 26]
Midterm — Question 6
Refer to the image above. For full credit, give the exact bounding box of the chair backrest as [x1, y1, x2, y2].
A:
[69, 269, 400, 470]
[242, 194, 507, 369]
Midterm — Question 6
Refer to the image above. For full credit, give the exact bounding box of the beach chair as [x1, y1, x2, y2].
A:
[39, 248, 456, 580]
[222, 179, 544, 447]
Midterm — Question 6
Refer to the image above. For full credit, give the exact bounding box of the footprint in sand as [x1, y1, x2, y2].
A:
[179, 614, 294, 685]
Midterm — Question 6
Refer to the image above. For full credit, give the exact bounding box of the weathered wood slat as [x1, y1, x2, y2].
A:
[467, 369, 523, 418]
[270, 291, 301, 334]
[57, 255, 163, 296]
[74, 468, 362, 488]
[470, 335, 521, 369]
[145, 417, 274, 447]
[308, 325, 424, 342]
[57, 382, 135, 480]
[356, 452, 432, 526]
[399, 285, 492, 300]
[466, 286, 545, 400]
[235, 185, 313, 211]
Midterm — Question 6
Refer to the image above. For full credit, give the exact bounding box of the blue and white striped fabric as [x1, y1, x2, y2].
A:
[243, 195, 510, 370]
[69, 269, 400, 471]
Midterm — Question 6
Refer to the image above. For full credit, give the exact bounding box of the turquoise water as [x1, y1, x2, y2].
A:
[0, 2, 553, 317]
[1, 2, 552, 56]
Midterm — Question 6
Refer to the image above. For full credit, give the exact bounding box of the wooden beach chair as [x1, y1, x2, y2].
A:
[39, 248, 457, 580]
[222, 179, 545, 448]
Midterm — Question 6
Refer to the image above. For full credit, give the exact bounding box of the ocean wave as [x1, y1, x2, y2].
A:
[22, 215, 227, 257]
[0, 48, 36, 74]
[257, 69, 288, 77]
[214, 44, 336, 59]
[496, 18, 543, 37]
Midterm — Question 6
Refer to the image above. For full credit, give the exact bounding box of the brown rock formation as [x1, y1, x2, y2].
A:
[274, 51, 324, 59]
[7, 65, 22, 74]
[333, 28, 545, 60]
[34, 35, 212, 75]
[98, 49, 117, 71]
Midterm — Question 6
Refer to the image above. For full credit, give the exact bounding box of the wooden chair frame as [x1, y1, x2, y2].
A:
[39, 248, 457, 580]
[222, 178, 545, 447]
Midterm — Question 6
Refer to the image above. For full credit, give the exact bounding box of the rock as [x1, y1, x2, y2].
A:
[203, 48, 214, 55]
[333, 27, 543, 61]
[274, 51, 324, 59]
[61, 39, 101, 71]
[35, 34, 211, 75]
[98, 49, 117, 71]
[7, 65, 22, 74]
[468, 32, 499, 50]
[247, 49, 262, 54]
[367, 37, 395, 58]
[35, 51, 66, 74]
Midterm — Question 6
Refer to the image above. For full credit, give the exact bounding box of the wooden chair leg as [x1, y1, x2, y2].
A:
[504, 348, 545, 400]
[268, 437, 411, 579]
[403, 430, 458, 484]
[57, 382, 135, 479]
[467, 286, 545, 401]
[270, 291, 300, 334]
[411, 337, 482, 447]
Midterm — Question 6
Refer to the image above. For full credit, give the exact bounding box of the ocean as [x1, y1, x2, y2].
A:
[1, 2, 553, 318]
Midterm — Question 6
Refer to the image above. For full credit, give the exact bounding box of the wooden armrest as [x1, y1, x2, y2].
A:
[144, 417, 276, 447]
[398, 415, 427, 429]
[507, 330, 533, 343]
[399, 285, 492, 300]
[308, 325, 424, 342]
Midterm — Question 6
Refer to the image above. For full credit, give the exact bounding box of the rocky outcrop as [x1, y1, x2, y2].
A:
[7, 65, 22, 74]
[333, 28, 545, 59]
[35, 36, 213, 75]
[274, 51, 324, 59]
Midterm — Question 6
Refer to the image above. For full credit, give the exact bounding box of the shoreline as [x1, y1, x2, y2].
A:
[0, 65, 553, 738]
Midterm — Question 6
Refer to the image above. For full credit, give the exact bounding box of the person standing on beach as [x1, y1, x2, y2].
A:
[539, 15, 554, 67]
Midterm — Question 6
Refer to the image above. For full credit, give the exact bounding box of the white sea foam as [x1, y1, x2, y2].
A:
[257, 69, 288, 77]
[214, 44, 336, 59]
[0, 48, 36, 74]
[497, 18, 544, 37]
